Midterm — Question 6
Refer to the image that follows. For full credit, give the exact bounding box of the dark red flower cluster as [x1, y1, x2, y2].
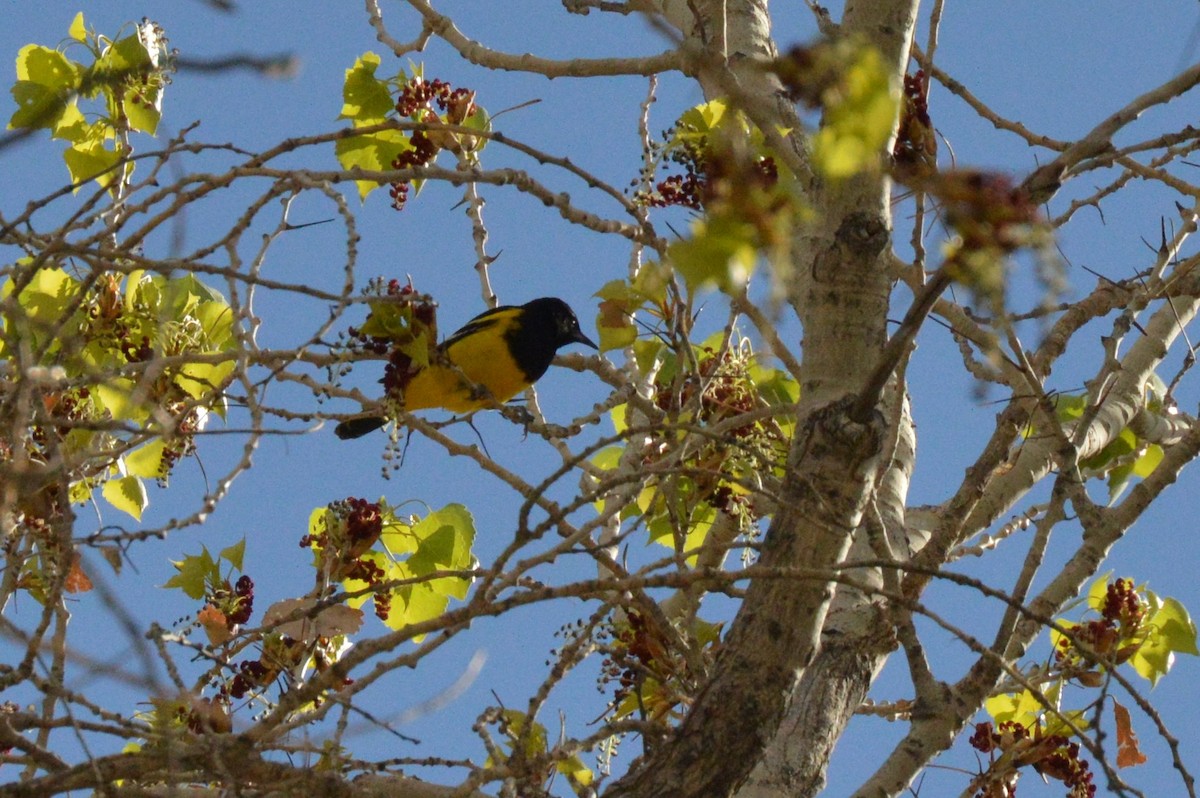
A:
[389, 78, 479, 210]
[300, 498, 392, 621]
[641, 137, 778, 212]
[969, 721, 1095, 798]
[1055, 578, 1146, 670]
[893, 69, 937, 183]
[345, 279, 437, 404]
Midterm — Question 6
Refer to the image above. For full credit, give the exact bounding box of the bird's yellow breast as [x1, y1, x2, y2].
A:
[401, 312, 530, 413]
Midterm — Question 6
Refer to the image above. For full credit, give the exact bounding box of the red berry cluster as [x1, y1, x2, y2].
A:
[1101, 577, 1146, 630]
[345, 279, 437, 403]
[207, 574, 255, 632]
[228, 575, 255, 625]
[647, 139, 707, 210]
[1056, 578, 1146, 671]
[931, 169, 1042, 256]
[969, 721, 1095, 798]
[647, 345, 783, 517]
[224, 635, 352, 703]
[640, 133, 780, 213]
[300, 498, 392, 621]
[387, 130, 438, 210]
[228, 658, 271, 699]
[901, 70, 931, 127]
[893, 70, 937, 183]
[32, 388, 95, 448]
[396, 77, 453, 117]
[181, 695, 231, 735]
[388, 78, 479, 210]
[597, 611, 672, 710]
[154, 405, 203, 486]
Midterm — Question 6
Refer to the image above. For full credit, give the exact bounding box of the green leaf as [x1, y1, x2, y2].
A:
[219, 539, 246, 571]
[51, 101, 87, 142]
[985, 682, 1062, 728]
[458, 104, 490, 154]
[669, 217, 758, 292]
[99, 32, 152, 72]
[339, 52, 394, 123]
[103, 474, 147, 520]
[63, 139, 122, 189]
[335, 128, 411, 200]
[1130, 594, 1199, 685]
[632, 339, 665, 375]
[164, 546, 219, 600]
[591, 445, 622, 473]
[122, 84, 160, 135]
[68, 479, 94, 505]
[409, 504, 475, 583]
[177, 360, 232, 400]
[194, 299, 235, 346]
[389, 581, 445, 631]
[557, 754, 595, 790]
[594, 280, 645, 352]
[125, 440, 166, 479]
[68, 13, 88, 43]
[811, 45, 897, 179]
[95, 378, 143, 421]
[1131, 443, 1163, 478]
[9, 44, 80, 130]
[1105, 442, 1161, 503]
[673, 99, 731, 144]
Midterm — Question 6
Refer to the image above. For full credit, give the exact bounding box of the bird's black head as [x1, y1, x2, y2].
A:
[523, 297, 597, 351]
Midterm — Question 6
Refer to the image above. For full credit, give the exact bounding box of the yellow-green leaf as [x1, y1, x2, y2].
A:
[9, 45, 80, 130]
[63, 139, 122, 189]
[219, 539, 246, 571]
[125, 440, 166, 479]
[103, 474, 147, 520]
[557, 754, 595, 790]
[164, 546, 220, 599]
[335, 128, 411, 200]
[122, 85, 160, 135]
[340, 52, 394, 123]
[1130, 595, 1199, 685]
[810, 45, 897, 180]
[95, 378, 143, 421]
[50, 101, 86, 142]
[68, 13, 88, 42]
[669, 217, 758, 293]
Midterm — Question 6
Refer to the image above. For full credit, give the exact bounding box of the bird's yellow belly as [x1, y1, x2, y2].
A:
[402, 332, 528, 413]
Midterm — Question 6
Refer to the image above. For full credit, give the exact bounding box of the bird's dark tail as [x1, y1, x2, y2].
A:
[334, 416, 387, 440]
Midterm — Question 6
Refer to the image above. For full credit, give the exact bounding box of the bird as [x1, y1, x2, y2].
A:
[335, 297, 597, 439]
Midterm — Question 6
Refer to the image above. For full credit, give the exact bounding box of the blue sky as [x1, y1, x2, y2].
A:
[3, 2, 1200, 795]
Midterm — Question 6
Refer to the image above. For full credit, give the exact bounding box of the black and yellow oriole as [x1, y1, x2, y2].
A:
[335, 297, 597, 439]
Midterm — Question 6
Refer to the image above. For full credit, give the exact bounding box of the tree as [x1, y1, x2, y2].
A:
[1, 3, 1198, 797]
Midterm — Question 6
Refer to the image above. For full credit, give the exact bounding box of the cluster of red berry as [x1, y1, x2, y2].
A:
[226, 636, 299, 700]
[299, 497, 392, 621]
[892, 69, 937, 183]
[640, 135, 779, 213]
[388, 78, 479, 210]
[650, 345, 779, 516]
[214, 575, 254, 627]
[597, 611, 676, 714]
[969, 721, 1095, 798]
[395, 77, 454, 117]
[154, 405, 203, 486]
[1055, 578, 1147, 672]
[345, 279, 437, 406]
[31, 388, 93, 449]
[931, 169, 1042, 256]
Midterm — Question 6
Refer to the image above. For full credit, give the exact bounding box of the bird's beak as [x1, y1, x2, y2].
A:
[571, 329, 598, 350]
